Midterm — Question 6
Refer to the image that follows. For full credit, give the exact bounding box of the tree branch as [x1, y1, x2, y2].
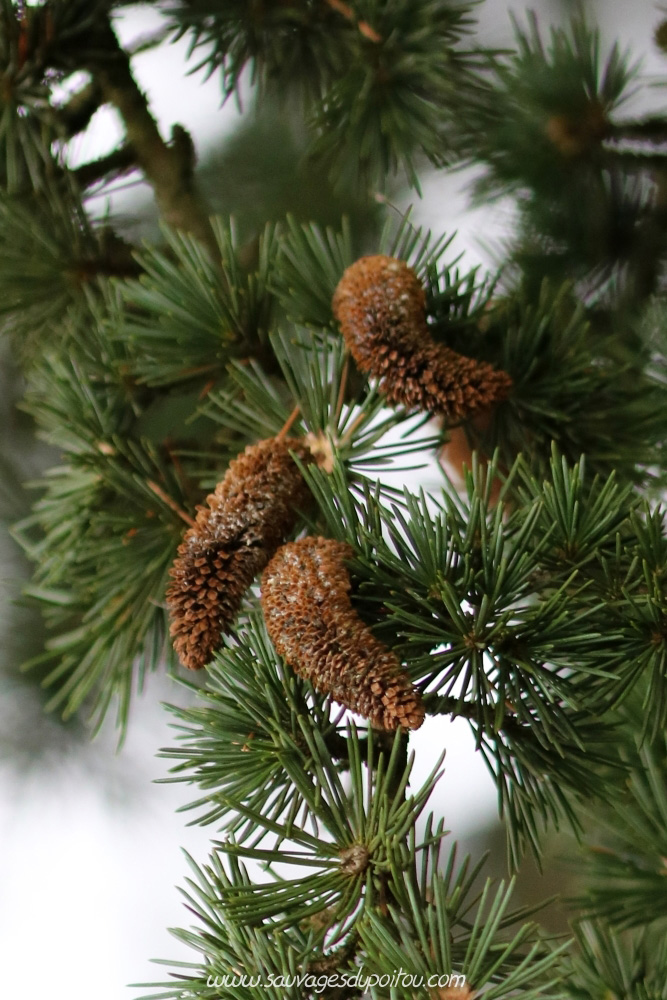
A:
[55, 79, 103, 139]
[323, 727, 396, 765]
[608, 116, 667, 144]
[84, 17, 218, 259]
[72, 144, 136, 190]
[71, 227, 143, 280]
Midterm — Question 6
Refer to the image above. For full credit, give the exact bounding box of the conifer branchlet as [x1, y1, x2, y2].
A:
[261, 536, 425, 731]
[332, 254, 512, 419]
[167, 437, 312, 670]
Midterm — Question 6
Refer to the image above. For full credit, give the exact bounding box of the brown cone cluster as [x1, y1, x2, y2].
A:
[332, 254, 512, 419]
[261, 536, 425, 731]
[166, 436, 312, 670]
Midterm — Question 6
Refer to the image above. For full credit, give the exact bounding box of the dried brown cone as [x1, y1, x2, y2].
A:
[332, 254, 512, 419]
[167, 436, 312, 670]
[261, 536, 425, 731]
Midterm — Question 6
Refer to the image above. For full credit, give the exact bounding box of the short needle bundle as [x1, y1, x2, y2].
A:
[261, 536, 425, 730]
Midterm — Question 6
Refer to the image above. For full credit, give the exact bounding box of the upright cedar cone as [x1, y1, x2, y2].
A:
[261, 536, 425, 731]
[167, 437, 312, 670]
[332, 254, 512, 418]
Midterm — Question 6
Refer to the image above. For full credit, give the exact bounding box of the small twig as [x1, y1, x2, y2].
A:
[324, 728, 395, 764]
[126, 24, 172, 57]
[70, 226, 142, 281]
[72, 144, 136, 189]
[198, 378, 216, 400]
[324, 0, 382, 42]
[334, 354, 350, 425]
[177, 363, 218, 379]
[277, 405, 301, 441]
[84, 175, 146, 198]
[147, 479, 196, 528]
[608, 116, 667, 144]
[55, 79, 103, 138]
[340, 407, 367, 446]
[602, 146, 667, 171]
[164, 439, 193, 504]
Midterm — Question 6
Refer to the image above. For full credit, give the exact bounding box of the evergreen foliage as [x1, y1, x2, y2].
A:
[2, 1, 667, 997]
[167, 0, 481, 187]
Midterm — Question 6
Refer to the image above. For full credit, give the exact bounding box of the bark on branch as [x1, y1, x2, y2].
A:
[56, 79, 103, 138]
[84, 17, 218, 259]
[72, 144, 136, 190]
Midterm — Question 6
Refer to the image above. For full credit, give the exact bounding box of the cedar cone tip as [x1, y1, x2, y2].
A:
[332, 254, 512, 420]
[261, 536, 425, 731]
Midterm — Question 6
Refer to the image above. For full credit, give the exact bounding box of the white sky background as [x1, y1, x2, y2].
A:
[1, 2, 665, 998]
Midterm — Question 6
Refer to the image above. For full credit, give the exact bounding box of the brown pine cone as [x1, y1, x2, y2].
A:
[261, 536, 425, 731]
[167, 436, 312, 670]
[332, 254, 512, 419]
